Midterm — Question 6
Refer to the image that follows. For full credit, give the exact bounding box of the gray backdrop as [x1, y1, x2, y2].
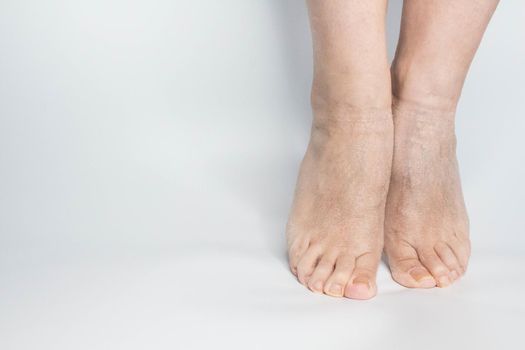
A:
[1, 1, 524, 349]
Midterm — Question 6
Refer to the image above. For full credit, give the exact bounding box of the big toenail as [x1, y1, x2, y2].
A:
[328, 283, 343, 296]
[352, 276, 370, 288]
[438, 275, 451, 287]
[409, 267, 433, 282]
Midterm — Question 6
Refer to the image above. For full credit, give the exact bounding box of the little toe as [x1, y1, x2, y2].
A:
[434, 242, 463, 281]
[324, 255, 354, 297]
[419, 248, 451, 287]
[307, 254, 337, 293]
[344, 252, 379, 300]
[296, 245, 322, 285]
[288, 239, 309, 275]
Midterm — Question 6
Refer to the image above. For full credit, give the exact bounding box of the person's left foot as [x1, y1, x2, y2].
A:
[384, 101, 471, 288]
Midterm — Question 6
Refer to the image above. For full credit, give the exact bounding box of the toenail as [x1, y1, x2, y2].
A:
[438, 275, 451, 287]
[409, 267, 434, 283]
[302, 274, 311, 284]
[312, 280, 323, 292]
[327, 283, 343, 296]
[450, 270, 459, 280]
[352, 276, 370, 288]
[345, 279, 375, 300]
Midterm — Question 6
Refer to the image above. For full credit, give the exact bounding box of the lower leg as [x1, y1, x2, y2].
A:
[392, 0, 499, 110]
[385, 0, 499, 288]
[287, 0, 392, 299]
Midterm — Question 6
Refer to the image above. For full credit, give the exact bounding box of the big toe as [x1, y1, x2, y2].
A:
[345, 275, 376, 299]
[389, 257, 436, 288]
[344, 252, 380, 300]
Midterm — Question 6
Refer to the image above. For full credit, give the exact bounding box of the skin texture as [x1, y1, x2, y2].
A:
[385, 0, 500, 288]
[287, 0, 392, 300]
[287, 0, 499, 298]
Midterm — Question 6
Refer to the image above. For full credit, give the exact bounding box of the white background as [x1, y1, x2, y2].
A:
[1, 1, 524, 349]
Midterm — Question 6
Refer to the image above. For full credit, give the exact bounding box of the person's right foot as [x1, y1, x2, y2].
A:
[384, 101, 471, 288]
[287, 105, 393, 299]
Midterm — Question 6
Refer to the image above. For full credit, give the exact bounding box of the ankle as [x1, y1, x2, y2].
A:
[311, 105, 393, 140]
[310, 70, 392, 115]
[391, 97, 458, 166]
[310, 84, 392, 132]
[392, 97, 456, 123]
[391, 60, 463, 113]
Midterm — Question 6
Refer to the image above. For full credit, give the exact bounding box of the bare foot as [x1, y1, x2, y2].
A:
[384, 101, 471, 288]
[286, 106, 393, 299]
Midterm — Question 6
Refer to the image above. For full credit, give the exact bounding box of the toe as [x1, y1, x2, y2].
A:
[324, 255, 354, 297]
[288, 239, 309, 275]
[344, 252, 380, 300]
[390, 257, 436, 288]
[449, 239, 471, 275]
[419, 247, 451, 287]
[434, 241, 463, 281]
[386, 243, 436, 288]
[307, 253, 337, 293]
[296, 245, 322, 285]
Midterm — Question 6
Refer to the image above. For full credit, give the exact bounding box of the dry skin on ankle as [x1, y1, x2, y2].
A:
[287, 109, 393, 299]
[384, 102, 470, 288]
